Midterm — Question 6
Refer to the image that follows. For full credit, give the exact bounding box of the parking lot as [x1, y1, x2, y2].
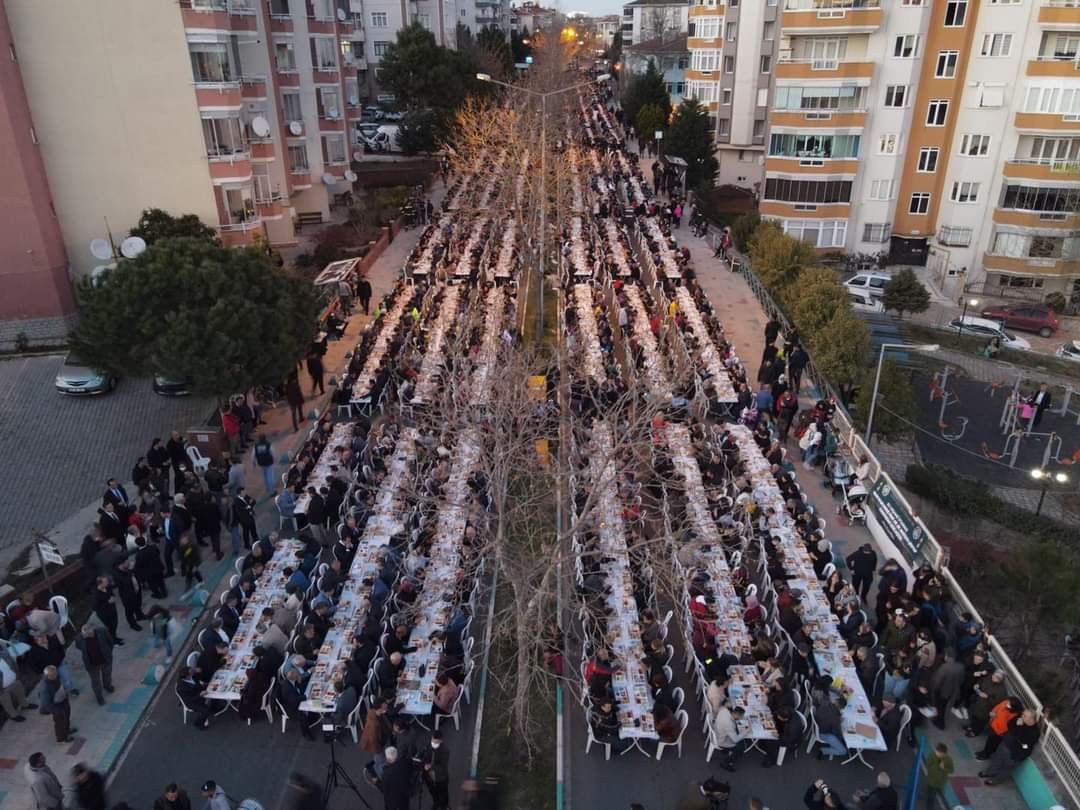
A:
[0, 353, 212, 568]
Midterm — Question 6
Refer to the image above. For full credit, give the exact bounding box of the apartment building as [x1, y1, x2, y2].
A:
[621, 0, 689, 47]
[758, 0, 1080, 304]
[685, 0, 780, 192]
[511, 2, 557, 35]
[623, 35, 690, 107]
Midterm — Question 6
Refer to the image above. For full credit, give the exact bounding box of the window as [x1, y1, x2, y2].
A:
[927, 99, 948, 126]
[909, 193, 931, 214]
[1024, 85, 1080, 116]
[980, 33, 1012, 57]
[989, 0, 1021, 3]
[673, 81, 685, 95]
[959, 134, 990, 156]
[950, 181, 980, 203]
[938, 226, 973, 246]
[189, 42, 232, 83]
[312, 37, 337, 69]
[723, 55, 735, 73]
[323, 134, 347, 164]
[878, 133, 899, 155]
[694, 16, 721, 38]
[274, 40, 296, 71]
[760, 55, 771, 73]
[318, 86, 341, 119]
[894, 35, 920, 58]
[935, 51, 958, 78]
[725, 22, 737, 41]
[202, 117, 245, 157]
[978, 84, 1005, 108]
[691, 50, 721, 72]
[900, 0, 925, 5]
[801, 37, 846, 68]
[309, 0, 333, 20]
[769, 133, 861, 159]
[345, 76, 360, 106]
[944, 0, 967, 27]
[688, 81, 719, 103]
[1001, 184, 1080, 212]
[917, 148, 939, 173]
[718, 118, 730, 137]
[282, 91, 302, 122]
[753, 119, 765, 139]
[416, 12, 430, 28]
[721, 88, 732, 104]
[373, 41, 391, 58]
[773, 85, 867, 112]
[762, 178, 853, 204]
[781, 220, 848, 248]
[677, 55, 689, 69]
[862, 223, 891, 243]
[288, 144, 309, 173]
[269, 0, 289, 14]
[869, 179, 896, 201]
[757, 87, 768, 107]
[370, 11, 388, 26]
[884, 85, 907, 108]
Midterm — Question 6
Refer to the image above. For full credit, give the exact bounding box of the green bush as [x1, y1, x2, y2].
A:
[731, 212, 761, 253]
[904, 463, 1080, 544]
[1045, 291, 1067, 313]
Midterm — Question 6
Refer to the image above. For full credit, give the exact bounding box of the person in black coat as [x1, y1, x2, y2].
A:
[176, 667, 212, 728]
[846, 543, 878, 603]
[381, 747, 414, 810]
[93, 577, 124, 645]
[357, 277, 372, 315]
[305, 487, 327, 542]
[112, 560, 146, 631]
[232, 490, 257, 549]
[153, 785, 191, 810]
[194, 495, 223, 560]
[103, 479, 132, 517]
[277, 669, 315, 739]
[166, 431, 188, 485]
[134, 537, 167, 599]
[98, 503, 125, 542]
[72, 763, 106, 810]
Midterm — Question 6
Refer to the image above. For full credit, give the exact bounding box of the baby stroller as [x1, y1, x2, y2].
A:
[823, 456, 854, 496]
[837, 481, 868, 525]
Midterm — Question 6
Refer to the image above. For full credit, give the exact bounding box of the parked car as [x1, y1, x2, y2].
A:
[380, 110, 404, 122]
[849, 291, 885, 313]
[942, 316, 1031, 350]
[843, 272, 892, 298]
[979, 304, 1059, 337]
[54, 354, 116, 396]
[359, 124, 401, 154]
[361, 105, 383, 121]
[152, 375, 193, 396]
[1056, 340, 1080, 362]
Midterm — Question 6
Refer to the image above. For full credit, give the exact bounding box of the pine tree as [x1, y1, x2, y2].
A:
[881, 268, 931, 319]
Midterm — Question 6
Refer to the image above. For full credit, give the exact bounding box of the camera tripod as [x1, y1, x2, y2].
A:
[321, 735, 373, 810]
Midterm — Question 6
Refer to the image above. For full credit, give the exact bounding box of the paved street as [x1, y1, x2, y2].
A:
[0, 355, 212, 567]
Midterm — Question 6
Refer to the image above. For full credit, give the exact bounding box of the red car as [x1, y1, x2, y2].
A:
[979, 305, 1059, 337]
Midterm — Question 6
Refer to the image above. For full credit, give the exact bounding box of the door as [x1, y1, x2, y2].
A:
[890, 236, 928, 266]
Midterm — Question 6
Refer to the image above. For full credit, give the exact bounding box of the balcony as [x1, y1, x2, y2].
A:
[782, 0, 881, 33]
[984, 252, 1080, 277]
[760, 200, 851, 219]
[307, 16, 337, 34]
[769, 110, 867, 128]
[1027, 56, 1080, 77]
[312, 64, 340, 82]
[207, 149, 253, 182]
[993, 207, 1080, 229]
[1015, 111, 1080, 131]
[249, 140, 276, 159]
[765, 157, 859, 175]
[194, 81, 243, 108]
[241, 76, 268, 99]
[289, 170, 313, 190]
[219, 219, 262, 247]
[181, 0, 256, 30]
[318, 113, 346, 131]
[1004, 158, 1080, 182]
[255, 183, 285, 217]
[688, 4, 726, 16]
[775, 59, 874, 81]
[1040, 1, 1080, 27]
[346, 22, 365, 41]
[269, 13, 293, 32]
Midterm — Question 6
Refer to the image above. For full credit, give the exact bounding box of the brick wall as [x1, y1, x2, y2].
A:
[0, 312, 78, 352]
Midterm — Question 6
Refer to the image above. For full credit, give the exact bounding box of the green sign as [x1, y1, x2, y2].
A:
[867, 478, 926, 560]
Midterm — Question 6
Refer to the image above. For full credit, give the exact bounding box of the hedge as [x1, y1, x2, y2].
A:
[904, 463, 1080, 545]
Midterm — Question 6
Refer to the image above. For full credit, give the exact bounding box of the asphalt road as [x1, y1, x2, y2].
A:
[0, 353, 213, 559]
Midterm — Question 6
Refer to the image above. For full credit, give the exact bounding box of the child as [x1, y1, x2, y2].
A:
[178, 533, 203, 594]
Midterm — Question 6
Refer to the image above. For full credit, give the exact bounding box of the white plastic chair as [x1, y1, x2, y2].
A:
[895, 705, 913, 751]
[176, 685, 196, 725]
[249, 677, 276, 726]
[186, 445, 211, 474]
[186, 651, 200, 669]
[671, 686, 685, 713]
[276, 495, 296, 531]
[346, 698, 363, 743]
[656, 709, 688, 760]
[585, 723, 611, 760]
[433, 685, 464, 731]
[229, 574, 240, 589]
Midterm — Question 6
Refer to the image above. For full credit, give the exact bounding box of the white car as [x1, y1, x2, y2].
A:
[849, 292, 884, 314]
[844, 272, 891, 299]
[1056, 340, 1080, 362]
[943, 316, 1031, 350]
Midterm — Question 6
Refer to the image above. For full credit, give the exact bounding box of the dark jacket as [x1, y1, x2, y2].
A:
[74, 771, 107, 810]
[153, 790, 192, 810]
[75, 627, 114, 669]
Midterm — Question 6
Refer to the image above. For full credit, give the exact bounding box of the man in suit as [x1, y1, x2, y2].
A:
[98, 503, 125, 542]
[419, 730, 450, 810]
[134, 536, 167, 598]
[277, 668, 314, 739]
[1030, 383, 1053, 430]
[198, 619, 229, 653]
[176, 667, 213, 729]
[232, 489, 257, 550]
[103, 479, 132, 518]
[197, 640, 229, 681]
[332, 679, 358, 727]
[74, 625, 114, 706]
[218, 595, 241, 638]
[304, 487, 327, 544]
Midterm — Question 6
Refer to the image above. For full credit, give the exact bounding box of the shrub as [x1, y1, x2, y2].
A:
[1045, 291, 1067, 313]
[730, 212, 761, 253]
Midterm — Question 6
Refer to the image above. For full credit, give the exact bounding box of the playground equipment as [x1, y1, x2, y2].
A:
[931, 367, 967, 441]
[1056, 385, 1080, 426]
[939, 417, 968, 442]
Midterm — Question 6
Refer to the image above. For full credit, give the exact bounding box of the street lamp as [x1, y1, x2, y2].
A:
[475, 72, 612, 342]
[957, 297, 979, 340]
[1030, 467, 1069, 516]
[864, 342, 941, 444]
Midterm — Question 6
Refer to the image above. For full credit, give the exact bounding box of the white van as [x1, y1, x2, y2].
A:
[844, 272, 891, 298]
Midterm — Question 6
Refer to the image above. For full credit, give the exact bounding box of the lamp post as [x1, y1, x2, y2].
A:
[956, 297, 979, 340]
[1030, 467, 1069, 516]
[864, 342, 941, 445]
[476, 71, 611, 343]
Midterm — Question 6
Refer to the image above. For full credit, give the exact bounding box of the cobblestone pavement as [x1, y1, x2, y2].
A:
[0, 354, 213, 562]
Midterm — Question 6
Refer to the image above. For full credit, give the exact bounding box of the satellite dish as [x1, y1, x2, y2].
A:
[289, 120, 303, 136]
[90, 238, 113, 261]
[120, 236, 147, 259]
[321, 173, 337, 186]
[336, 7, 347, 20]
[353, 150, 364, 161]
[251, 116, 271, 138]
[90, 265, 110, 285]
[344, 170, 358, 183]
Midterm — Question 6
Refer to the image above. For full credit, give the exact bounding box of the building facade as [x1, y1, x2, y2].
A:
[622, 35, 690, 107]
[621, 0, 689, 47]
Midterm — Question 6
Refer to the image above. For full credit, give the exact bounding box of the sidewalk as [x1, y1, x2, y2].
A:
[0, 185, 443, 810]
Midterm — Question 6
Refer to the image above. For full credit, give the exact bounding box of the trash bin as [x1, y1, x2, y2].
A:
[186, 424, 227, 462]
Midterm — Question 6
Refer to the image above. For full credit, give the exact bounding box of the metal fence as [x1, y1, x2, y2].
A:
[730, 242, 1080, 808]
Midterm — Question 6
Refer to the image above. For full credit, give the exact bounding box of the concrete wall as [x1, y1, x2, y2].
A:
[6, 0, 219, 279]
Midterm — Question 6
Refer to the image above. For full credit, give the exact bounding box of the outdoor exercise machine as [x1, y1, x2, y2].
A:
[1055, 385, 1080, 426]
[930, 368, 968, 441]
